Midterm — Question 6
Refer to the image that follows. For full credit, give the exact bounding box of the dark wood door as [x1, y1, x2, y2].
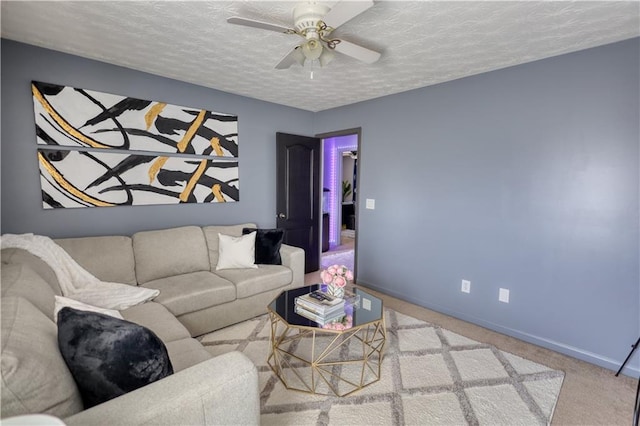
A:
[276, 132, 321, 273]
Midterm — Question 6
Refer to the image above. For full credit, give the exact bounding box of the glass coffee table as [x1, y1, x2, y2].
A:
[267, 284, 385, 397]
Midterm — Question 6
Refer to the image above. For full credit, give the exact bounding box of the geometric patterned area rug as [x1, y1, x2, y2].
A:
[199, 309, 564, 425]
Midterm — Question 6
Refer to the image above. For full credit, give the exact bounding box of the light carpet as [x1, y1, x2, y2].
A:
[199, 309, 564, 425]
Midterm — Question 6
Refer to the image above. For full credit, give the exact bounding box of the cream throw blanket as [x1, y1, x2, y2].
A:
[1, 233, 159, 310]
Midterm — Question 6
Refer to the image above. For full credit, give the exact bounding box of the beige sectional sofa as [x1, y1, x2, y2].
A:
[1, 223, 305, 425]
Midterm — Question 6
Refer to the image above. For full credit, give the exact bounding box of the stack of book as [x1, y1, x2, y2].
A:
[295, 290, 345, 325]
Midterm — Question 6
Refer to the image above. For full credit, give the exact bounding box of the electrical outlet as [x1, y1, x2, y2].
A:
[461, 280, 471, 293]
[499, 288, 510, 303]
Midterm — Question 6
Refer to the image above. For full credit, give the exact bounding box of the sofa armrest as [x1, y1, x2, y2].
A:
[280, 244, 305, 288]
[64, 352, 259, 426]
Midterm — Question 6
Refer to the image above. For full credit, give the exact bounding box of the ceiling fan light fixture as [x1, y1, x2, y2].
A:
[301, 39, 323, 61]
[319, 47, 335, 67]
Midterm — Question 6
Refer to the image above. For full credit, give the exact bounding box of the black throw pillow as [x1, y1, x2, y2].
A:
[57, 307, 173, 408]
[242, 228, 284, 265]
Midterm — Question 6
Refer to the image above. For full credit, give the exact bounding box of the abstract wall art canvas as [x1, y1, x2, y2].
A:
[32, 81, 238, 157]
[31, 81, 240, 209]
[38, 149, 239, 209]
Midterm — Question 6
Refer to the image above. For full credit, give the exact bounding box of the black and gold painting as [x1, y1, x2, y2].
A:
[31, 81, 239, 208]
[38, 149, 239, 208]
[32, 81, 238, 157]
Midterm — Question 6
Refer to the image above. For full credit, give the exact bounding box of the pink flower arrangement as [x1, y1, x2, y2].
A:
[320, 264, 354, 288]
[322, 315, 353, 331]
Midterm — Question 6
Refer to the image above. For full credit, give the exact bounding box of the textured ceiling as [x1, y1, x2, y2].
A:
[2, 1, 639, 112]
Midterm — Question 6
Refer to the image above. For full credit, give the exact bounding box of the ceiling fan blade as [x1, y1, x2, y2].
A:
[333, 40, 381, 64]
[227, 16, 293, 34]
[275, 46, 306, 69]
[322, 0, 374, 29]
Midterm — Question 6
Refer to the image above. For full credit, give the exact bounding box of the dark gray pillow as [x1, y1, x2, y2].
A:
[242, 228, 284, 265]
[57, 307, 173, 408]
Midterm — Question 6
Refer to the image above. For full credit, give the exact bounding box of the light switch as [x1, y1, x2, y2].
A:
[366, 199, 375, 210]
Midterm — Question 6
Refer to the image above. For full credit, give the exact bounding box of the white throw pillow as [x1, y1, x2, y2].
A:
[216, 232, 258, 270]
[53, 296, 124, 323]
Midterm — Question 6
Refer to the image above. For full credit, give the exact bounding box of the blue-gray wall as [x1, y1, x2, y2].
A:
[314, 38, 640, 376]
[1, 39, 313, 237]
[2, 37, 638, 376]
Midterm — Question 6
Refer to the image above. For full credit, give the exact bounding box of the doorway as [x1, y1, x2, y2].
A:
[317, 129, 360, 276]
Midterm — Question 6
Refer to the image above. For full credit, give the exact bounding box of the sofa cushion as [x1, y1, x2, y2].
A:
[133, 226, 210, 284]
[121, 302, 192, 343]
[55, 236, 136, 285]
[215, 232, 257, 270]
[1, 248, 62, 295]
[215, 265, 292, 299]
[165, 338, 212, 372]
[242, 228, 285, 265]
[57, 308, 174, 409]
[202, 223, 256, 270]
[141, 271, 236, 316]
[1, 297, 83, 419]
[1, 263, 57, 319]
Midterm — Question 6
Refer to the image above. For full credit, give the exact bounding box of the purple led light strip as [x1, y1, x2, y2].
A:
[323, 134, 358, 247]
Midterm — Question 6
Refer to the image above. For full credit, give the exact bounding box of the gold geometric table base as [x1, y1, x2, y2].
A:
[267, 311, 386, 397]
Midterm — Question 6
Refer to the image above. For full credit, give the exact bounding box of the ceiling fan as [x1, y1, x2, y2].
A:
[227, 1, 381, 72]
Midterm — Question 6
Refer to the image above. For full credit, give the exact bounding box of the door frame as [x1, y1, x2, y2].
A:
[315, 127, 362, 280]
